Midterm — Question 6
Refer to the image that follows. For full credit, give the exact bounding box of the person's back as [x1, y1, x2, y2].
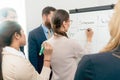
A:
[74, 49, 120, 80]
[47, 9, 93, 80]
[47, 36, 83, 80]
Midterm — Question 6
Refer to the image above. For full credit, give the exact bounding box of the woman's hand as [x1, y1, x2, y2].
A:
[86, 28, 94, 43]
[42, 42, 53, 67]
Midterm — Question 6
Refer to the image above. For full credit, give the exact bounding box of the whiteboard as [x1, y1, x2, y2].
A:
[67, 9, 113, 53]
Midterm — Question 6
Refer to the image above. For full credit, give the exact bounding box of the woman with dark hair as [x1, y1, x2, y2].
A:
[0, 21, 53, 80]
[46, 9, 93, 80]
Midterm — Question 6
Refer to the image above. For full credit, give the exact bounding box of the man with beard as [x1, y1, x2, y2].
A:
[28, 6, 56, 74]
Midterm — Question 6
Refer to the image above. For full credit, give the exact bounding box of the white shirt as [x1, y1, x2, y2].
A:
[2, 46, 51, 80]
[3, 46, 26, 58]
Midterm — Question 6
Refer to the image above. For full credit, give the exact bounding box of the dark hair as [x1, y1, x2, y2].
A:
[0, 21, 21, 79]
[51, 9, 69, 37]
[0, 8, 16, 19]
[42, 6, 56, 16]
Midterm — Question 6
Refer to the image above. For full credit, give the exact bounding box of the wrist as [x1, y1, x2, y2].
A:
[44, 56, 51, 61]
[44, 59, 50, 62]
[87, 38, 92, 43]
[44, 60, 50, 67]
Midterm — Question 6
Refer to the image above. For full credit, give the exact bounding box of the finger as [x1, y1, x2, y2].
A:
[42, 41, 48, 47]
[87, 28, 92, 32]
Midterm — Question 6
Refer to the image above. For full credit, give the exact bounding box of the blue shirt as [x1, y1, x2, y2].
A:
[42, 24, 53, 39]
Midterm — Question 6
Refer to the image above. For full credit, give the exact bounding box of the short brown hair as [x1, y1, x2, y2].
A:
[42, 6, 56, 16]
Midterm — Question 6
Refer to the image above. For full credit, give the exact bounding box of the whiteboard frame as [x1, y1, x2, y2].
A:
[69, 4, 114, 14]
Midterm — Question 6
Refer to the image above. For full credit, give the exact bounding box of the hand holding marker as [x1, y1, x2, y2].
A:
[39, 42, 53, 56]
[87, 28, 90, 31]
[39, 46, 44, 56]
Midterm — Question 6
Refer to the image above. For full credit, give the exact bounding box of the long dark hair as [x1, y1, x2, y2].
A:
[0, 21, 21, 79]
[51, 9, 69, 38]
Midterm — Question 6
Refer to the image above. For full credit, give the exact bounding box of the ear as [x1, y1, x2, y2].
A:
[13, 32, 21, 40]
[63, 21, 67, 28]
[42, 14, 47, 21]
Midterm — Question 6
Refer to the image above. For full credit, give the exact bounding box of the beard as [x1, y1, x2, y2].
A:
[45, 21, 51, 29]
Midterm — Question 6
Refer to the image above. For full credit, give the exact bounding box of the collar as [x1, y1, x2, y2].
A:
[42, 24, 50, 33]
[42, 24, 53, 33]
[2, 46, 26, 58]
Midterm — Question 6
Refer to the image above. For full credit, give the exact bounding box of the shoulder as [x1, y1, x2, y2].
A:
[89, 52, 112, 60]
[28, 25, 43, 39]
[29, 25, 43, 35]
[83, 51, 111, 59]
[46, 36, 54, 42]
[80, 52, 112, 65]
[45, 37, 54, 47]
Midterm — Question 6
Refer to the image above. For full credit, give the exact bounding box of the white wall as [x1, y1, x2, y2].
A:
[0, 0, 26, 32]
[25, 0, 117, 32]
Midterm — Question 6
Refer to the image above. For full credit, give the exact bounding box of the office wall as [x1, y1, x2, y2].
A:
[25, 0, 117, 32]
